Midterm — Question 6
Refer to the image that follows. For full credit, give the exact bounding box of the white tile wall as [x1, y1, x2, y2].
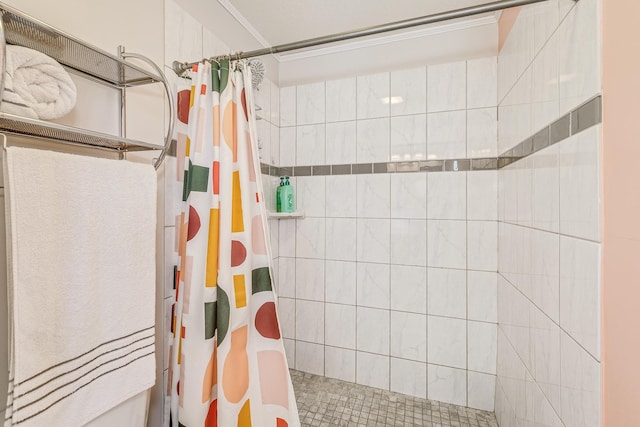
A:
[269, 56, 498, 411]
[496, 1, 602, 426]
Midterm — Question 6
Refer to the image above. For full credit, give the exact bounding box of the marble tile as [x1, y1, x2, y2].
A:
[468, 371, 496, 411]
[560, 331, 601, 427]
[279, 218, 296, 257]
[356, 174, 390, 218]
[325, 175, 357, 218]
[530, 229, 560, 323]
[296, 124, 325, 166]
[283, 338, 295, 368]
[427, 61, 466, 112]
[467, 57, 498, 109]
[357, 218, 390, 264]
[277, 257, 296, 298]
[427, 172, 467, 220]
[428, 364, 467, 406]
[468, 321, 497, 374]
[278, 297, 295, 339]
[428, 316, 467, 369]
[533, 380, 563, 427]
[467, 220, 498, 272]
[296, 176, 326, 217]
[427, 268, 466, 319]
[427, 220, 467, 269]
[427, 111, 467, 159]
[279, 127, 296, 166]
[357, 72, 390, 119]
[296, 217, 326, 259]
[390, 219, 427, 266]
[467, 108, 498, 158]
[390, 312, 427, 362]
[325, 260, 356, 305]
[325, 121, 357, 165]
[357, 307, 390, 355]
[295, 258, 325, 302]
[296, 300, 324, 344]
[559, 125, 601, 241]
[532, 145, 560, 233]
[532, 31, 560, 133]
[390, 265, 427, 314]
[467, 170, 498, 221]
[356, 118, 390, 163]
[269, 123, 280, 166]
[390, 67, 427, 116]
[468, 271, 497, 323]
[253, 79, 271, 126]
[560, 236, 600, 360]
[390, 358, 427, 399]
[357, 262, 390, 309]
[558, 0, 601, 116]
[326, 218, 357, 261]
[297, 81, 325, 125]
[324, 347, 356, 382]
[531, 306, 561, 414]
[390, 172, 427, 219]
[296, 341, 324, 376]
[164, 0, 203, 69]
[280, 86, 296, 127]
[326, 77, 357, 122]
[390, 114, 427, 162]
[325, 303, 356, 349]
[356, 352, 389, 390]
[270, 80, 280, 126]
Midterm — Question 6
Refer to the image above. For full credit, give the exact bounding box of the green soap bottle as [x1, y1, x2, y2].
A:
[276, 177, 285, 212]
[283, 176, 295, 213]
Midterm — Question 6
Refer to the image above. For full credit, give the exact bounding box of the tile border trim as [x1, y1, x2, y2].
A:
[171, 95, 602, 176]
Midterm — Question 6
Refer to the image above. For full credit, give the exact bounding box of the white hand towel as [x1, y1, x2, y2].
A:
[3, 147, 157, 427]
[2, 45, 77, 120]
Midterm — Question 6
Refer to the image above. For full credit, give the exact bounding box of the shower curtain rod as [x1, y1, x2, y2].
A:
[172, 0, 557, 76]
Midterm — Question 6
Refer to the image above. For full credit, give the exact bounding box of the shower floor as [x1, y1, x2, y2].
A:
[290, 370, 498, 427]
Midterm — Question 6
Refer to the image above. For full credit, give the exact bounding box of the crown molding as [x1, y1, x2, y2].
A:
[217, 0, 501, 63]
[216, 0, 270, 48]
[277, 14, 500, 62]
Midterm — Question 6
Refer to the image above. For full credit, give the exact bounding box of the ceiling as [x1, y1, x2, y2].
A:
[176, 0, 502, 85]
[223, 0, 499, 46]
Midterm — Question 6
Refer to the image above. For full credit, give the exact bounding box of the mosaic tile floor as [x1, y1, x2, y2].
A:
[290, 370, 499, 427]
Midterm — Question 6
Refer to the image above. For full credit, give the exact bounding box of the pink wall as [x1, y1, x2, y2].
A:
[602, 0, 640, 424]
[498, 7, 520, 52]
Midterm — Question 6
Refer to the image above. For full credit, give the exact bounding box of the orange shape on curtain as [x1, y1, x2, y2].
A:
[276, 418, 288, 427]
[201, 341, 217, 403]
[238, 399, 252, 427]
[222, 326, 249, 403]
[205, 399, 218, 427]
[222, 100, 238, 162]
[205, 208, 219, 287]
[233, 275, 247, 308]
[232, 171, 245, 232]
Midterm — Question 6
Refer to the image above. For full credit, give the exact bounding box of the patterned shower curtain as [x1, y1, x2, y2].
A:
[168, 60, 300, 427]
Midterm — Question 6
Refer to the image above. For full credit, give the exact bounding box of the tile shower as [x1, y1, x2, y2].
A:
[162, 0, 602, 425]
[262, 57, 500, 411]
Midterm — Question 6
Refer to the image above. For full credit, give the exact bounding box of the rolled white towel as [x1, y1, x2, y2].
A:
[2, 45, 77, 120]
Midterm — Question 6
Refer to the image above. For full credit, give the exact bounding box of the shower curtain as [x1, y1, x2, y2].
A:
[168, 60, 299, 427]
